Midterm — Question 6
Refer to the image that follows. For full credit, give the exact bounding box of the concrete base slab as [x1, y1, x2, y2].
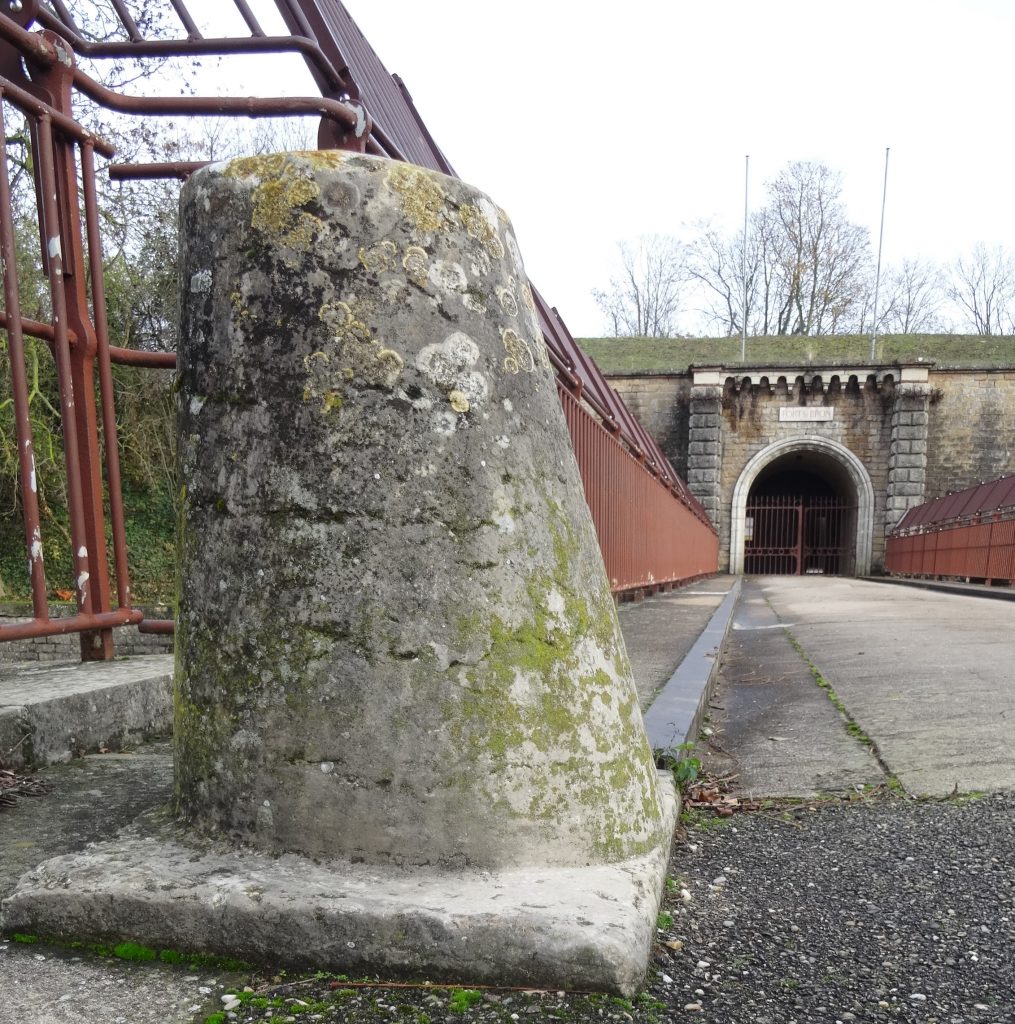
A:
[0, 657, 173, 769]
[2, 773, 678, 997]
[0, 747, 173, 899]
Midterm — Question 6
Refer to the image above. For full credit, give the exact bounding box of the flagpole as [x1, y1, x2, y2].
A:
[741, 154, 749, 362]
[870, 147, 890, 362]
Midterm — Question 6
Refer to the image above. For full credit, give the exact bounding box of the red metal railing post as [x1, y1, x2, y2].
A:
[0, 93, 48, 621]
[29, 36, 115, 659]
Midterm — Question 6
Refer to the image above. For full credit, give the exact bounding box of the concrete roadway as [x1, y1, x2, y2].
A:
[702, 577, 1015, 799]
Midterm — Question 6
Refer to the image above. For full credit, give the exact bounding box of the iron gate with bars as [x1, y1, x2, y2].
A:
[744, 495, 856, 576]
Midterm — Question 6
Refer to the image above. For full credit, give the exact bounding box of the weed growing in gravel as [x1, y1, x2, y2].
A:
[656, 911, 673, 930]
[637, 993, 667, 1012]
[682, 806, 734, 830]
[948, 789, 987, 805]
[448, 988, 483, 1013]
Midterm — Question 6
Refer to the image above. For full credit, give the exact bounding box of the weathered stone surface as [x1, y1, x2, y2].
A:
[1, 776, 677, 998]
[175, 151, 666, 870]
[0, 658, 173, 769]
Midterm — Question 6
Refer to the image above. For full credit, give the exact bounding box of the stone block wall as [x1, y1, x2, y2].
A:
[606, 362, 1015, 575]
[0, 605, 173, 663]
[924, 369, 1015, 500]
[607, 375, 690, 478]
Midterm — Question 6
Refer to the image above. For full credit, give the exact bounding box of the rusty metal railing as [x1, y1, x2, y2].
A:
[885, 475, 1015, 584]
[559, 387, 718, 593]
[0, 1, 375, 658]
[0, 0, 717, 660]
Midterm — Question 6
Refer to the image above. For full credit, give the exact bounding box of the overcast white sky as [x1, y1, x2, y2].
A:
[211, 1, 1015, 336]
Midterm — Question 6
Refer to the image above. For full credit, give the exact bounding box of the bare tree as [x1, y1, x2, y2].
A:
[947, 244, 1015, 335]
[876, 258, 947, 333]
[592, 235, 686, 337]
[685, 222, 741, 337]
[767, 161, 872, 335]
[686, 208, 796, 336]
[684, 161, 872, 337]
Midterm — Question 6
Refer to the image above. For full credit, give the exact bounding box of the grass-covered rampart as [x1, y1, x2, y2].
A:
[578, 334, 1015, 374]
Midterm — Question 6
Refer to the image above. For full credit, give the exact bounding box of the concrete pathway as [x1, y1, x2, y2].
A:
[703, 576, 1015, 799]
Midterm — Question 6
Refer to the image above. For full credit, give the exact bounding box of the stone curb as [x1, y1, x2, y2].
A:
[863, 575, 1015, 602]
[641, 579, 742, 753]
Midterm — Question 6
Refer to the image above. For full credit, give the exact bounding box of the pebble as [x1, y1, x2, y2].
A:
[910, 993, 927, 1001]
[684, 1002, 702, 1012]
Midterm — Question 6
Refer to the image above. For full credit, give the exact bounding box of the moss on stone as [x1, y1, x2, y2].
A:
[439, 506, 664, 862]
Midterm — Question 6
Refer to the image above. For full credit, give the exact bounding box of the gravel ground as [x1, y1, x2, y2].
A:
[176, 792, 1013, 1024]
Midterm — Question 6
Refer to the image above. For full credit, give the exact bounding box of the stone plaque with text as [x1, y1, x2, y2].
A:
[779, 407, 834, 422]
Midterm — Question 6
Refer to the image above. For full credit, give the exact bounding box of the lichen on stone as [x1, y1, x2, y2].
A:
[222, 153, 330, 265]
[416, 332, 489, 410]
[459, 201, 505, 259]
[497, 285, 519, 318]
[386, 163, 448, 233]
[317, 301, 404, 392]
[358, 239, 399, 274]
[402, 245, 430, 287]
[501, 329, 535, 375]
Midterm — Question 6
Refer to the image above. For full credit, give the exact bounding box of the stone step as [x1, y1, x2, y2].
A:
[0, 657, 173, 770]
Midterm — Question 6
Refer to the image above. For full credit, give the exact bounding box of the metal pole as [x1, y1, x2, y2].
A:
[870, 146, 890, 362]
[741, 154, 749, 362]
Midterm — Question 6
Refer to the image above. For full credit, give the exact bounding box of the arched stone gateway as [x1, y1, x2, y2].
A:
[729, 437, 875, 576]
[610, 363, 939, 574]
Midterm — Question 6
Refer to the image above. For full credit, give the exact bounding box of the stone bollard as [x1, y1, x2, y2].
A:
[1, 152, 675, 993]
[175, 150, 665, 869]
